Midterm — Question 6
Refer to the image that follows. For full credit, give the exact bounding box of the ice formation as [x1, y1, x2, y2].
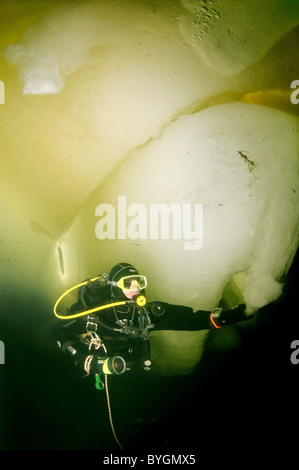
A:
[179, 0, 299, 75]
[76, 102, 298, 314]
[0, 0, 298, 374]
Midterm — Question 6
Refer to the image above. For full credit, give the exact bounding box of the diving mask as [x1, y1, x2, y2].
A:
[108, 275, 147, 291]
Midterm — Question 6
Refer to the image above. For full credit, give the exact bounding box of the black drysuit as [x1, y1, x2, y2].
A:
[53, 279, 249, 375]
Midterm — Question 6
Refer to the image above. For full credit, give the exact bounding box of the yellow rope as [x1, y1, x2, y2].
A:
[105, 374, 124, 450]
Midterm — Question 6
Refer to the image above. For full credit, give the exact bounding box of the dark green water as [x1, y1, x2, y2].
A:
[0, 252, 298, 457]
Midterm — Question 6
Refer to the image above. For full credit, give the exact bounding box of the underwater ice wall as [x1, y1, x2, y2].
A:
[179, 0, 299, 76]
[0, 0, 298, 374]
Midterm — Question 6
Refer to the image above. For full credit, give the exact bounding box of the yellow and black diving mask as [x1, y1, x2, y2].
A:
[108, 275, 147, 291]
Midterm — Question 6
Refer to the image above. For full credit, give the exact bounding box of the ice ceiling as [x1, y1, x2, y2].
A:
[0, 0, 298, 375]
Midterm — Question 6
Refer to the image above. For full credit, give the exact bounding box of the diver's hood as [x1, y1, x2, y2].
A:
[108, 262, 141, 300]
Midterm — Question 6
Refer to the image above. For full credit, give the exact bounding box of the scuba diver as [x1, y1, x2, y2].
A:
[53, 262, 251, 384]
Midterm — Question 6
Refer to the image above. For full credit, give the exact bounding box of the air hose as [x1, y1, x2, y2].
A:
[53, 277, 146, 320]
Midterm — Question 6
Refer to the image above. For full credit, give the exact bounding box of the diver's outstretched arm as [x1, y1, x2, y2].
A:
[148, 302, 251, 331]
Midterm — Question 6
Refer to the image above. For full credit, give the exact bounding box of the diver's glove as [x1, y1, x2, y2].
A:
[210, 304, 251, 328]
